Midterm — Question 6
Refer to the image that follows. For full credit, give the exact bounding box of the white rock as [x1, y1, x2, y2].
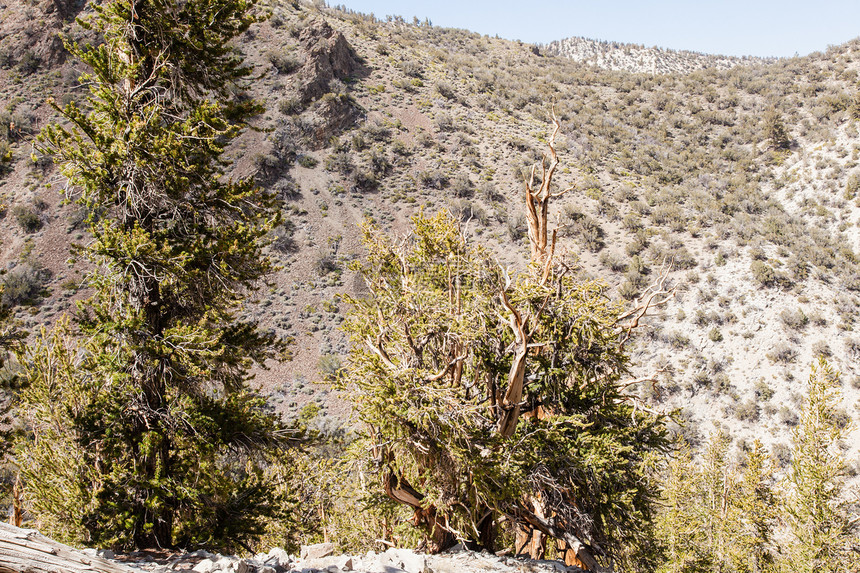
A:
[82, 548, 98, 557]
[303, 554, 356, 572]
[378, 548, 428, 573]
[236, 561, 256, 573]
[267, 547, 292, 567]
[301, 542, 335, 560]
[193, 558, 217, 573]
[214, 556, 235, 571]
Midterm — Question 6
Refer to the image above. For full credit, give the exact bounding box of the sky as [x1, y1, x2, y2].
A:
[337, 1, 860, 58]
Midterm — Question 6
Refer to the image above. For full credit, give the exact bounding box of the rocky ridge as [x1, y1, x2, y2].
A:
[543, 36, 776, 74]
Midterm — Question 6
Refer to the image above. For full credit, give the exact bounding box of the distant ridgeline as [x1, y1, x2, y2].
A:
[543, 36, 778, 74]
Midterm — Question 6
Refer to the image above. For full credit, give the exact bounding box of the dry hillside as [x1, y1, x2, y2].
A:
[2, 0, 860, 472]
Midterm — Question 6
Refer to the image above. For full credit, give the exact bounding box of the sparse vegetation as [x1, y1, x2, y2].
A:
[12, 204, 42, 233]
[1, 1, 860, 566]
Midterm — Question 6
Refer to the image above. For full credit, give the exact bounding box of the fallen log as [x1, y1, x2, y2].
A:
[0, 522, 133, 573]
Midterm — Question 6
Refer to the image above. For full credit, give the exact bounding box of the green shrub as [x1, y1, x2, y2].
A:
[400, 60, 423, 78]
[0, 140, 11, 177]
[324, 151, 354, 174]
[16, 50, 40, 75]
[767, 343, 798, 364]
[600, 251, 627, 272]
[297, 155, 319, 169]
[266, 49, 301, 74]
[278, 97, 303, 115]
[270, 220, 298, 254]
[12, 204, 42, 233]
[668, 331, 690, 349]
[435, 81, 456, 100]
[1, 264, 49, 307]
[754, 380, 775, 401]
[779, 308, 809, 331]
[318, 353, 343, 381]
[750, 260, 790, 288]
[735, 400, 760, 422]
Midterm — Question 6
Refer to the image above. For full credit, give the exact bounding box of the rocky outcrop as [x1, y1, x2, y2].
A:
[543, 36, 776, 74]
[303, 93, 362, 149]
[296, 20, 360, 104]
[48, 542, 587, 573]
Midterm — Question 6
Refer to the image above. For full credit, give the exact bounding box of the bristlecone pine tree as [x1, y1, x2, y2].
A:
[17, 0, 292, 550]
[342, 114, 672, 572]
[783, 359, 858, 572]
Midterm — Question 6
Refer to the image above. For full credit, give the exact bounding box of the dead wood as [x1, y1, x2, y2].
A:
[0, 523, 133, 573]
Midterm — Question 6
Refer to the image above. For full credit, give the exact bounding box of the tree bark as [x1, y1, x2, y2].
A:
[0, 523, 134, 573]
[382, 471, 456, 552]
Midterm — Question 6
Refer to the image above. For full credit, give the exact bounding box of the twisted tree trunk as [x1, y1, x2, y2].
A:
[0, 523, 133, 573]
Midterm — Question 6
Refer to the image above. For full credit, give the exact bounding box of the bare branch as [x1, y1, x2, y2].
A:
[365, 334, 396, 370]
[426, 355, 468, 382]
[615, 266, 676, 348]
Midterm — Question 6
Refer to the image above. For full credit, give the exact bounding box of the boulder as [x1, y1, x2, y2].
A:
[303, 94, 361, 149]
[377, 548, 428, 573]
[192, 558, 217, 573]
[301, 542, 336, 561]
[267, 547, 291, 567]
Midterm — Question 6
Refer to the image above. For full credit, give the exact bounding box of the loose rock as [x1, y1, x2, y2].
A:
[301, 543, 336, 561]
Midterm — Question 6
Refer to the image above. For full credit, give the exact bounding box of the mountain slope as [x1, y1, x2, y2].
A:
[1, 0, 860, 471]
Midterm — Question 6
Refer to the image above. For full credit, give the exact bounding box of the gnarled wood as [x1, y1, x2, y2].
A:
[496, 274, 529, 438]
[0, 523, 133, 573]
[523, 109, 574, 265]
[382, 472, 455, 552]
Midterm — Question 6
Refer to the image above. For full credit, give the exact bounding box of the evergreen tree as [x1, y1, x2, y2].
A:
[763, 109, 790, 151]
[656, 445, 711, 573]
[18, 0, 291, 550]
[734, 441, 776, 573]
[656, 435, 779, 573]
[782, 359, 857, 572]
[342, 156, 671, 572]
[0, 282, 24, 460]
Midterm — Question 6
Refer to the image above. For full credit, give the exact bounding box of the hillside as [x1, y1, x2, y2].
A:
[544, 36, 775, 74]
[2, 0, 860, 494]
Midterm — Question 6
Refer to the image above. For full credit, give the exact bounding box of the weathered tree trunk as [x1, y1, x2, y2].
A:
[515, 525, 546, 560]
[0, 523, 133, 573]
[382, 471, 455, 552]
[557, 539, 592, 570]
[522, 109, 573, 266]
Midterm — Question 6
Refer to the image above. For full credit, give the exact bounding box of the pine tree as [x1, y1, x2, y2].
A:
[763, 109, 790, 151]
[18, 0, 291, 550]
[656, 445, 711, 573]
[657, 436, 779, 573]
[341, 115, 671, 571]
[734, 441, 776, 573]
[782, 359, 857, 572]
